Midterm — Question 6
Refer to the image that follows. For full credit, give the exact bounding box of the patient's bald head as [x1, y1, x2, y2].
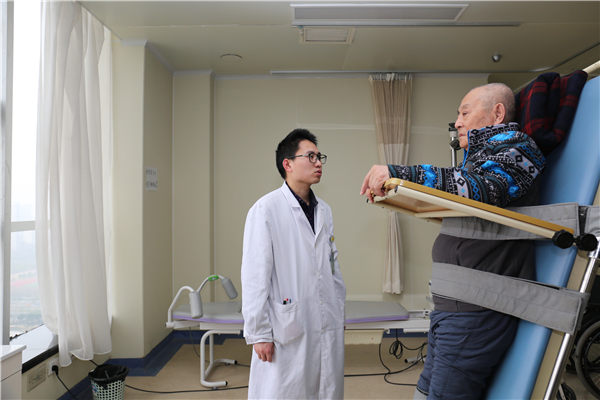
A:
[476, 83, 515, 123]
[455, 83, 516, 149]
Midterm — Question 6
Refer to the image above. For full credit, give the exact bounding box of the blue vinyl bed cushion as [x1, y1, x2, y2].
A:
[486, 76, 600, 399]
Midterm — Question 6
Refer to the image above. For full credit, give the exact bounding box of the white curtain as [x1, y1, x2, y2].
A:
[36, 1, 112, 367]
[369, 73, 412, 294]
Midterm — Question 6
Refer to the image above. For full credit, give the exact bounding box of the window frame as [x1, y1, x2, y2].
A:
[1, 0, 15, 346]
[2, 1, 56, 368]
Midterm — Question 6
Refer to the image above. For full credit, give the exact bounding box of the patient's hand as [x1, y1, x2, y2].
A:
[360, 165, 390, 202]
[254, 342, 274, 362]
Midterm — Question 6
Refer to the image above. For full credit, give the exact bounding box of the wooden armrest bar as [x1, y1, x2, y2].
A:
[376, 178, 573, 238]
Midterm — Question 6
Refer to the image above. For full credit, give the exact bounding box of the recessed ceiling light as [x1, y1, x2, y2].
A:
[291, 3, 468, 26]
[290, 3, 518, 27]
[220, 53, 243, 63]
[301, 27, 355, 44]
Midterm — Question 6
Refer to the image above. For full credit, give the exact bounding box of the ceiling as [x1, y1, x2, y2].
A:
[81, 1, 600, 86]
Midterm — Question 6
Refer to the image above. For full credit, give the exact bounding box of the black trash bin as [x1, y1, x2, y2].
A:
[88, 364, 129, 400]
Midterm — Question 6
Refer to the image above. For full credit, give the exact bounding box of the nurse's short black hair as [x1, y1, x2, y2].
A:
[276, 128, 318, 179]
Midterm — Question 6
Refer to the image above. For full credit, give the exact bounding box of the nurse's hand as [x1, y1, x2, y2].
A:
[360, 165, 390, 203]
[254, 342, 274, 362]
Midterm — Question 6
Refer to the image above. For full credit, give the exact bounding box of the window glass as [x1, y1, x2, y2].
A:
[11, 0, 39, 222]
[10, 230, 41, 337]
[10, 0, 41, 338]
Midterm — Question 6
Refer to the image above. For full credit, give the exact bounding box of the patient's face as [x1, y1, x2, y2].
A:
[455, 88, 496, 149]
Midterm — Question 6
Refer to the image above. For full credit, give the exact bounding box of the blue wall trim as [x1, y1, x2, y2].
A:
[59, 330, 241, 400]
[60, 328, 425, 399]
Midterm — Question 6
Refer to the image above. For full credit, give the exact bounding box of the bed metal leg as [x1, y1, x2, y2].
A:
[199, 329, 241, 388]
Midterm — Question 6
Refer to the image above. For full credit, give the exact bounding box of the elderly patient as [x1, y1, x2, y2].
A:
[361, 83, 546, 400]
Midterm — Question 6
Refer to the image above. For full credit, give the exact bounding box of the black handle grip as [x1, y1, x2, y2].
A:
[552, 230, 574, 249]
[576, 234, 599, 251]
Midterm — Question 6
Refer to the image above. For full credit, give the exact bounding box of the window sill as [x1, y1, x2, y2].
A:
[10, 325, 58, 372]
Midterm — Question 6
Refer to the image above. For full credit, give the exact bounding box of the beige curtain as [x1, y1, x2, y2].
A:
[369, 73, 412, 294]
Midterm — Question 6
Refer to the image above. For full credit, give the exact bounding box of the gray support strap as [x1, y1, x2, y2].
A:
[431, 262, 587, 334]
[440, 202, 581, 240]
[584, 205, 600, 236]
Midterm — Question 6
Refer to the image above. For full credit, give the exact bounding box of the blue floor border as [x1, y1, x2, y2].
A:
[59, 330, 240, 400]
[60, 328, 425, 399]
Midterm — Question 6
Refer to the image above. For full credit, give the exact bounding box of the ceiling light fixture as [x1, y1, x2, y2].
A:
[301, 27, 355, 44]
[291, 3, 469, 26]
[220, 53, 243, 63]
[290, 3, 519, 27]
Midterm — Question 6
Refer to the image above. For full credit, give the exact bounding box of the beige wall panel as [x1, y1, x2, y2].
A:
[110, 39, 145, 357]
[213, 78, 300, 301]
[209, 74, 488, 310]
[399, 74, 488, 308]
[172, 72, 213, 296]
[142, 47, 173, 355]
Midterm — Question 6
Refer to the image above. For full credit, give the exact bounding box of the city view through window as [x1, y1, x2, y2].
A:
[10, 0, 42, 338]
[10, 231, 40, 338]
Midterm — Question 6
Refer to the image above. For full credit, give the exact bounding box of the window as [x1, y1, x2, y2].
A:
[9, 0, 41, 339]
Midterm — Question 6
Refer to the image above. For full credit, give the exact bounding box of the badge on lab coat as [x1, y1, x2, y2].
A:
[329, 235, 335, 274]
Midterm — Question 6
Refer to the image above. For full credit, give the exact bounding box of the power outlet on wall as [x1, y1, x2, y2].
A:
[47, 356, 59, 376]
[27, 363, 46, 392]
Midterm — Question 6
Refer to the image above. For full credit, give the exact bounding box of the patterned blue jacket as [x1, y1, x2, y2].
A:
[388, 122, 546, 207]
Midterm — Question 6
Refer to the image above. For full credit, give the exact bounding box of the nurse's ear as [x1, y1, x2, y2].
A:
[283, 158, 294, 175]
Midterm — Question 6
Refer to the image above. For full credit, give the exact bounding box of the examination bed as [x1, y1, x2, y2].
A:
[166, 299, 428, 387]
[373, 75, 600, 399]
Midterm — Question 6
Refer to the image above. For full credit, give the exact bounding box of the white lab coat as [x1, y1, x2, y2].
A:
[241, 183, 346, 400]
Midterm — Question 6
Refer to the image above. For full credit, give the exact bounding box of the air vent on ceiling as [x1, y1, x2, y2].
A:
[301, 27, 355, 44]
[291, 3, 468, 26]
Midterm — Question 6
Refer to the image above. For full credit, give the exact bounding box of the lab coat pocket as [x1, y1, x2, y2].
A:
[271, 301, 303, 345]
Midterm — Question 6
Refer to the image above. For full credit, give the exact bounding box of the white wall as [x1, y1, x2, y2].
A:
[142, 46, 173, 354]
[202, 74, 487, 310]
[95, 66, 490, 361]
[172, 72, 214, 297]
[111, 41, 174, 357]
[212, 76, 388, 303]
[21, 57, 489, 400]
[111, 39, 146, 357]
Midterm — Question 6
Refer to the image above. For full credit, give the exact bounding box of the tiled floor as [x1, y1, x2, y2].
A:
[120, 337, 597, 399]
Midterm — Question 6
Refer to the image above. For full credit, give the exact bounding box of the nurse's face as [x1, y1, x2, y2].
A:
[288, 140, 323, 185]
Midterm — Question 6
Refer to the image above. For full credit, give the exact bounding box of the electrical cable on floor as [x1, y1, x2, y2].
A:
[124, 383, 248, 394]
[381, 339, 427, 386]
[89, 359, 249, 395]
[344, 332, 427, 388]
[383, 331, 427, 386]
[52, 364, 79, 399]
[86, 332, 425, 394]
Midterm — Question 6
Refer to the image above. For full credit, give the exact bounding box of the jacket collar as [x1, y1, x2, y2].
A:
[467, 122, 521, 150]
[281, 182, 301, 208]
[280, 183, 325, 238]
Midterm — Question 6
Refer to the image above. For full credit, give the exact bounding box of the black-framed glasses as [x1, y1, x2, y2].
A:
[288, 152, 327, 164]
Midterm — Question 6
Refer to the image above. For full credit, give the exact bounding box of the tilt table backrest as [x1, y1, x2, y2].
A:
[487, 76, 600, 398]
